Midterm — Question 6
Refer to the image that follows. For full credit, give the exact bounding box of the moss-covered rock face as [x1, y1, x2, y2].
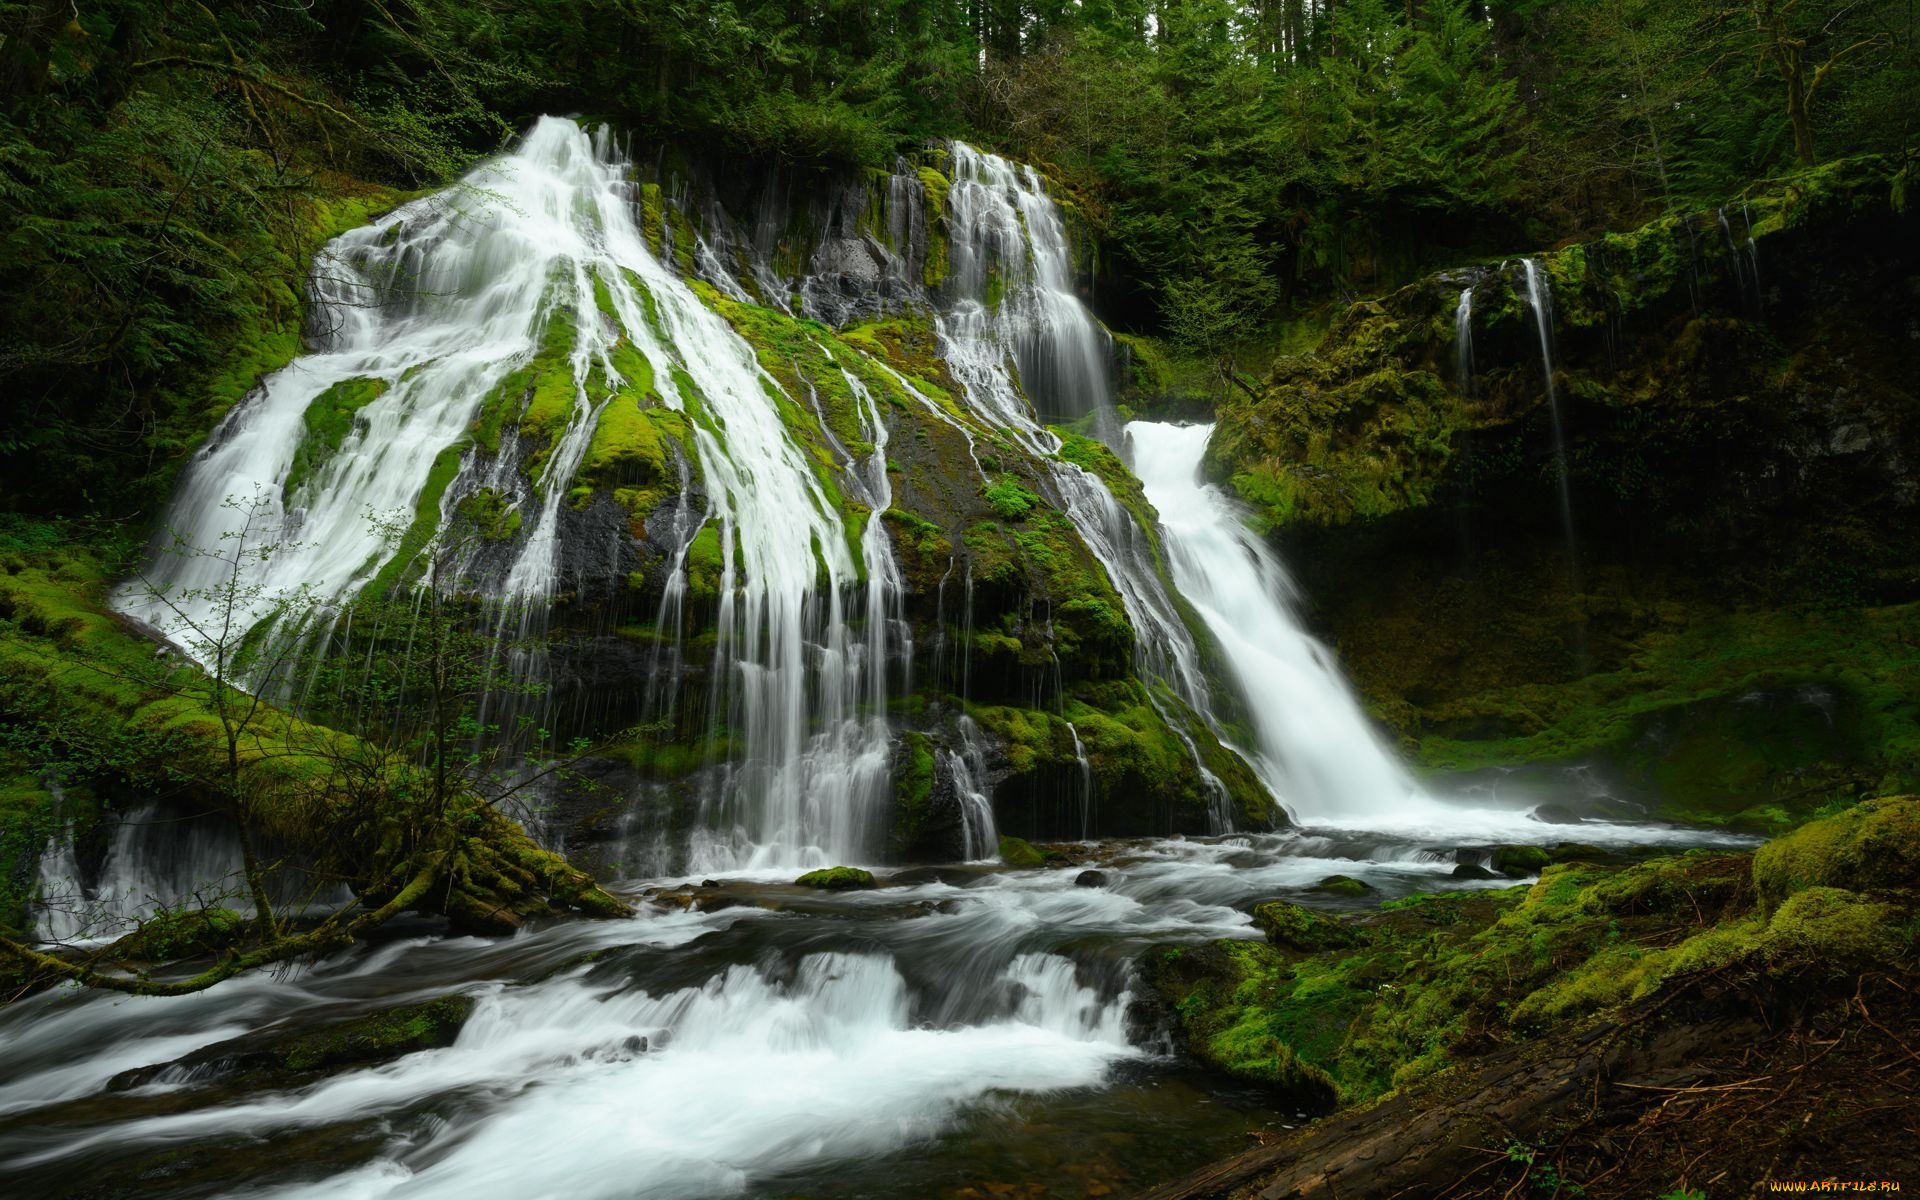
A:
[1752, 795, 1920, 910]
[1202, 161, 1920, 818]
[1145, 801, 1919, 1107]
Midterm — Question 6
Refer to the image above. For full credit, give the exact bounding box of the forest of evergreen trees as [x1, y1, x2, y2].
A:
[2, 0, 1913, 516]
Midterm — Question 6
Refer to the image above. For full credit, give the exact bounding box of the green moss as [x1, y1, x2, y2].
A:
[284, 377, 389, 503]
[1252, 900, 1358, 952]
[917, 167, 951, 287]
[795, 865, 876, 890]
[278, 995, 475, 1072]
[109, 905, 246, 961]
[888, 732, 938, 856]
[639, 183, 666, 256]
[683, 523, 727, 604]
[1752, 795, 1920, 911]
[458, 488, 522, 541]
[982, 475, 1040, 521]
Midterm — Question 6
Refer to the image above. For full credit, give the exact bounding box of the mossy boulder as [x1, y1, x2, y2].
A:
[278, 995, 475, 1072]
[1490, 845, 1552, 877]
[107, 905, 248, 962]
[997, 835, 1046, 867]
[1142, 940, 1341, 1111]
[1752, 795, 1920, 911]
[1251, 900, 1358, 953]
[794, 865, 876, 890]
[1313, 874, 1375, 898]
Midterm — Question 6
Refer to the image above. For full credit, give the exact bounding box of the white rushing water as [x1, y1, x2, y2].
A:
[1126, 423, 1424, 822]
[31, 803, 246, 946]
[117, 117, 900, 870]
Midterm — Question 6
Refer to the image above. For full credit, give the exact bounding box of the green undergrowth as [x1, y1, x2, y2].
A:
[1412, 602, 1920, 831]
[1146, 796, 1920, 1108]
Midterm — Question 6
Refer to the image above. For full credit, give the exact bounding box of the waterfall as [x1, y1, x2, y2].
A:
[1454, 286, 1475, 395]
[936, 145, 1231, 801]
[1125, 423, 1423, 822]
[31, 804, 246, 945]
[1518, 260, 1581, 588]
[942, 145, 1115, 438]
[120, 118, 900, 870]
[1067, 721, 1094, 840]
[1719, 205, 1763, 314]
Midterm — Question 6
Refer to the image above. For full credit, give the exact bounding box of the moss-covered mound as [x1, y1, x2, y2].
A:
[0, 549, 629, 982]
[1144, 797, 1919, 1108]
[794, 865, 877, 889]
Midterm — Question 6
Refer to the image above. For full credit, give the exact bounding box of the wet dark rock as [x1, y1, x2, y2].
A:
[1452, 863, 1500, 880]
[1530, 803, 1585, 824]
[1075, 869, 1110, 888]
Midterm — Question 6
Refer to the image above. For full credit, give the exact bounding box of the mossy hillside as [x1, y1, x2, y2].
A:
[1147, 804, 1919, 1107]
[1382, 591, 1920, 831]
[284, 377, 390, 504]
[972, 678, 1277, 838]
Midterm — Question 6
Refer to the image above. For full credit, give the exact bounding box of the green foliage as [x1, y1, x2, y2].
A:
[1148, 816, 1919, 1109]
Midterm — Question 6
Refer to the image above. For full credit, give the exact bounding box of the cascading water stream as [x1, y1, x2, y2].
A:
[1519, 260, 1583, 594]
[1455, 285, 1475, 394]
[1125, 423, 1425, 822]
[119, 117, 899, 870]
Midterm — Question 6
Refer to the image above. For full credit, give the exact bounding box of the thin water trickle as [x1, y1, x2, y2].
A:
[1519, 260, 1584, 602]
[1455, 285, 1475, 394]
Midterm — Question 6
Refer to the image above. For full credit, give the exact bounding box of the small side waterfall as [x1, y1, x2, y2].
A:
[1126, 424, 1423, 822]
[1519, 260, 1582, 591]
[1719, 205, 1763, 314]
[1454, 286, 1475, 394]
[946, 715, 1000, 859]
[31, 804, 246, 945]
